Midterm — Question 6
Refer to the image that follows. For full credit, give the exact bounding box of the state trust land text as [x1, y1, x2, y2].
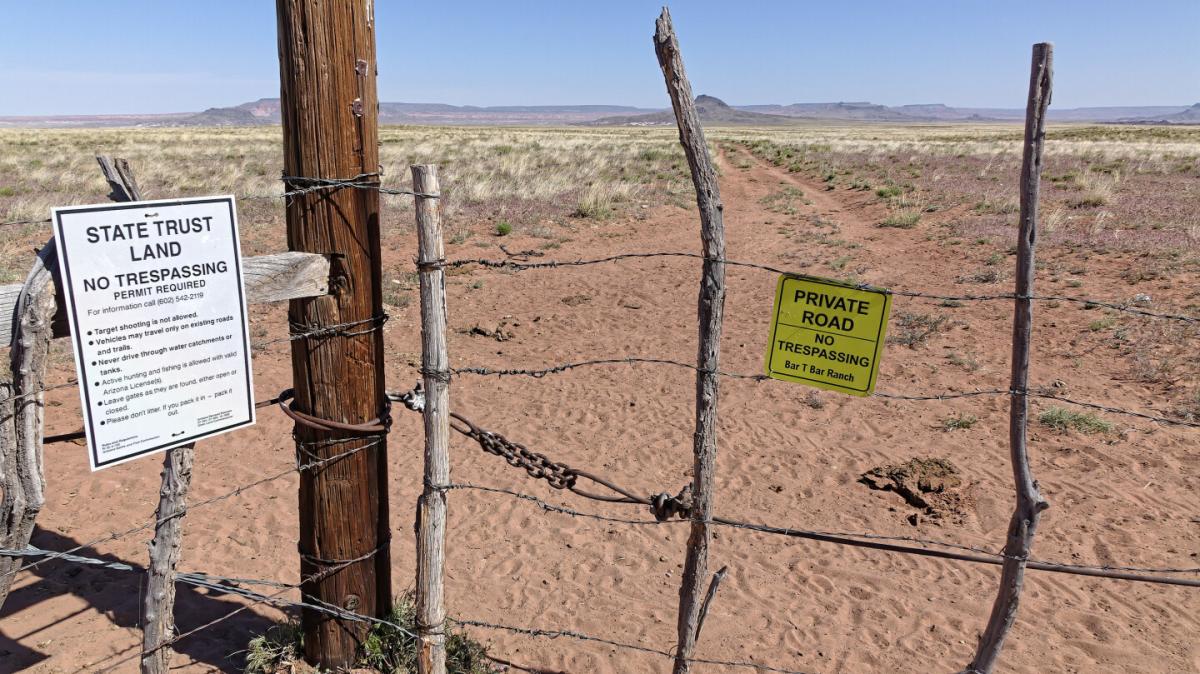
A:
[78, 216, 227, 301]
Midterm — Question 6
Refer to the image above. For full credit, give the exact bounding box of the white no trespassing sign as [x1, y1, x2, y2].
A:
[53, 196, 255, 470]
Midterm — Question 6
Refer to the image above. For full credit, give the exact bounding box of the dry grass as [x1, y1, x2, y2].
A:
[0, 125, 696, 275]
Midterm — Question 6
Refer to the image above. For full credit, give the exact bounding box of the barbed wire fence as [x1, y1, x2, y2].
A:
[1, 48, 1199, 674]
[1, 145, 1199, 672]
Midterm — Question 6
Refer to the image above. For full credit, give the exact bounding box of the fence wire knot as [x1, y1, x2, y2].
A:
[650, 484, 693, 522]
[390, 383, 426, 412]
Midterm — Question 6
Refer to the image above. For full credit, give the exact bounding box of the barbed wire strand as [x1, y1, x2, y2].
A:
[8, 544, 803, 674]
[89, 547, 394, 674]
[451, 616, 812, 674]
[432, 251, 1199, 324]
[5, 545, 418, 638]
[0, 314, 388, 408]
[406, 395, 1199, 580]
[437, 360, 1200, 428]
[445, 483, 1200, 587]
[0, 438, 380, 584]
[244, 174, 440, 201]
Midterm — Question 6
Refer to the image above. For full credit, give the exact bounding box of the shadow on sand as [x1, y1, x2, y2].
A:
[0, 526, 287, 673]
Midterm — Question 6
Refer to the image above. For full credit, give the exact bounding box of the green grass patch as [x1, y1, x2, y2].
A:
[1038, 407, 1113, 434]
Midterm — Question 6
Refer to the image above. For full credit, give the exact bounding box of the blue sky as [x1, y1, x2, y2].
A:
[1, 1, 1196, 115]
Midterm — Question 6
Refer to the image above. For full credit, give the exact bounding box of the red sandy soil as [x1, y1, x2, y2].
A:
[2, 146, 1197, 673]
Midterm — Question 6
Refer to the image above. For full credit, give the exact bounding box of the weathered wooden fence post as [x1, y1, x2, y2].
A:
[412, 165, 449, 674]
[94, 155, 198, 674]
[964, 42, 1053, 674]
[276, 0, 392, 667]
[0, 243, 55, 610]
[653, 9, 728, 674]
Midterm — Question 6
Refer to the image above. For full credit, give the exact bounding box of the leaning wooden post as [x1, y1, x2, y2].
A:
[964, 42, 1053, 674]
[0, 243, 55, 610]
[277, 0, 392, 668]
[96, 156, 197, 674]
[653, 9, 727, 674]
[412, 165, 449, 674]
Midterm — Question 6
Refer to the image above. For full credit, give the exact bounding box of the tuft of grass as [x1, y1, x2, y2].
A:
[1066, 172, 1119, 209]
[875, 185, 903, 199]
[947, 351, 980, 372]
[888, 311, 948, 348]
[244, 623, 303, 674]
[878, 211, 921, 229]
[1038, 407, 1113, 434]
[572, 184, 618, 219]
[245, 594, 498, 674]
[941, 413, 978, 431]
[962, 268, 1004, 284]
[972, 199, 1019, 215]
[1172, 390, 1200, 422]
[830, 254, 852, 271]
[494, 221, 512, 236]
[759, 186, 808, 215]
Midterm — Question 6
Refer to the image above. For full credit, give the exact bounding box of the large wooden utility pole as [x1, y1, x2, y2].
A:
[276, 1, 392, 668]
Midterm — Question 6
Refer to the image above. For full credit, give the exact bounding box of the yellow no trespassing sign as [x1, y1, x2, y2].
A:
[764, 275, 893, 396]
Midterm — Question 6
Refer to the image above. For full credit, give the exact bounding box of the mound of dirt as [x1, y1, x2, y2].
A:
[859, 458, 972, 524]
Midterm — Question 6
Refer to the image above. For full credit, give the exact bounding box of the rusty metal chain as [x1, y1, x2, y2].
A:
[391, 384, 691, 519]
[449, 410, 578, 491]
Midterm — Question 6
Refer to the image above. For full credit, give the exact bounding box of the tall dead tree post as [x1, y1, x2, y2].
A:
[94, 156, 198, 674]
[276, 0, 392, 668]
[653, 9, 727, 674]
[964, 42, 1053, 674]
[412, 165, 449, 674]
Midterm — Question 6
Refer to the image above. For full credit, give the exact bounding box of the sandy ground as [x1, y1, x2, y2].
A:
[2, 146, 1198, 674]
